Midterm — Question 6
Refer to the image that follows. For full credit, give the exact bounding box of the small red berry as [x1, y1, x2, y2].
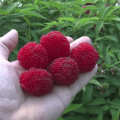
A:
[70, 42, 99, 73]
[20, 68, 53, 96]
[48, 57, 79, 85]
[40, 31, 70, 63]
[17, 42, 48, 70]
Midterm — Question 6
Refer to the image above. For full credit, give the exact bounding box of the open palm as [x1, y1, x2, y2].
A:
[0, 30, 97, 120]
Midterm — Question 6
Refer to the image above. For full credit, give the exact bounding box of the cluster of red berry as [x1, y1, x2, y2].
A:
[17, 31, 99, 96]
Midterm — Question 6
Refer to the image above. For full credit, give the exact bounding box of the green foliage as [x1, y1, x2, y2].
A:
[0, 0, 120, 120]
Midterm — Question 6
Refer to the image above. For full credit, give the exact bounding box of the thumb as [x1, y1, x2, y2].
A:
[0, 29, 18, 60]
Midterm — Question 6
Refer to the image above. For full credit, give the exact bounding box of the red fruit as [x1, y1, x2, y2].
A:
[82, 6, 90, 14]
[17, 42, 48, 70]
[20, 68, 53, 96]
[85, 3, 93, 5]
[40, 31, 70, 63]
[70, 42, 99, 73]
[48, 57, 79, 85]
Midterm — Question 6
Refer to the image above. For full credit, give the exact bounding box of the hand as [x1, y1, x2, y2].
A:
[0, 30, 98, 120]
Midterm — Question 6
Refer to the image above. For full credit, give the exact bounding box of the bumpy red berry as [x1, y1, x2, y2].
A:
[48, 57, 79, 85]
[17, 42, 48, 70]
[70, 42, 99, 73]
[20, 68, 53, 96]
[40, 31, 70, 63]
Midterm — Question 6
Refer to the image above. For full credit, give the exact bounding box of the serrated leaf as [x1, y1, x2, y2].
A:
[109, 48, 120, 53]
[111, 110, 119, 120]
[103, 104, 110, 110]
[86, 84, 93, 97]
[89, 79, 102, 87]
[95, 20, 104, 35]
[98, 41, 103, 54]
[79, 17, 99, 25]
[30, 29, 39, 42]
[58, 118, 64, 120]
[20, 8, 35, 13]
[105, 52, 111, 66]
[63, 104, 83, 114]
[31, 22, 45, 26]
[119, 87, 120, 97]
[5, 2, 19, 12]
[89, 98, 105, 106]
[110, 78, 120, 86]
[23, 16, 31, 25]
[118, 52, 120, 60]
[98, 6, 111, 18]
[58, 17, 75, 23]
[21, 11, 48, 20]
[75, 105, 87, 114]
[19, 36, 29, 43]
[106, 17, 120, 21]
[95, 35, 118, 42]
[88, 106, 103, 114]
[97, 112, 103, 120]
[109, 109, 117, 117]
[108, 26, 114, 34]
[104, 6, 120, 19]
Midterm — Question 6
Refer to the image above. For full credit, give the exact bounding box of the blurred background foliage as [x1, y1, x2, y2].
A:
[0, 0, 120, 120]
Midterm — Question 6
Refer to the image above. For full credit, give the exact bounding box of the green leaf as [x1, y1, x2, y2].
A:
[106, 45, 110, 52]
[106, 17, 120, 21]
[0, 10, 9, 15]
[109, 48, 120, 53]
[79, 17, 99, 25]
[105, 52, 111, 66]
[88, 106, 103, 114]
[31, 22, 44, 26]
[89, 98, 105, 106]
[111, 110, 119, 120]
[13, 48, 18, 55]
[20, 8, 35, 13]
[5, 2, 19, 13]
[97, 112, 103, 120]
[83, 90, 93, 105]
[110, 78, 120, 86]
[58, 118, 64, 120]
[63, 104, 83, 114]
[95, 20, 104, 35]
[21, 11, 48, 20]
[119, 87, 120, 97]
[118, 52, 120, 60]
[98, 6, 111, 18]
[30, 29, 39, 43]
[75, 105, 87, 114]
[110, 109, 117, 117]
[98, 41, 103, 55]
[104, 6, 120, 19]
[83, 86, 86, 92]
[58, 17, 75, 23]
[103, 104, 110, 110]
[95, 35, 118, 42]
[86, 84, 93, 97]
[108, 26, 114, 34]
[19, 36, 29, 43]
[23, 16, 31, 25]
[89, 79, 102, 87]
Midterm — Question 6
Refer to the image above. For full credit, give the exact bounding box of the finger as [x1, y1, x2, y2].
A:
[66, 36, 74, 43]
[11, 60, 25, 75]
[0, 29, 18, 60]
[70, 36, 91, 51]
[69, 64, 98, 97]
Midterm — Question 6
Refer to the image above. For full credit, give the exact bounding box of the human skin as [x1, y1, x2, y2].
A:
[0, 30, 98, 120]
